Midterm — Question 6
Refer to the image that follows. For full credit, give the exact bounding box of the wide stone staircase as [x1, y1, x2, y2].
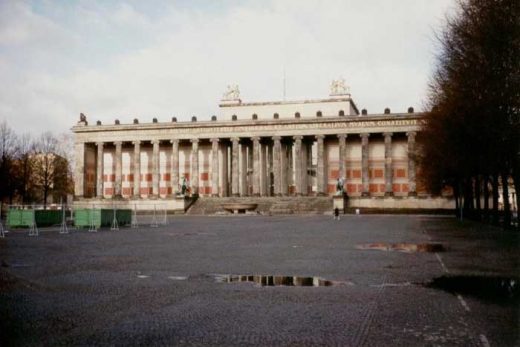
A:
[186, 196, 333, 215]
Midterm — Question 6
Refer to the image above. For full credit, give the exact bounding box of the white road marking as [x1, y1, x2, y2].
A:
[435, 253, 450, 273]
[457, 294, 471, 312]
[137, 275, 149, 279]
[479, 334, 491, 347]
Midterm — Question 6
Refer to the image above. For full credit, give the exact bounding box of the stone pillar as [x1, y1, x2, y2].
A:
[338, 134, 347, 180]
[407, 131, 417, 196]
[272, 136, 282, 196]
[261, 143, 269, 196]
[211, 138, 219, 196]
[231, 137, 240, 196]
[293, 135, 303, 195]
[361, 133, 370, 197]
[132, 141, 140, 198]
[316, 135, 325, 196]
[191, 139, 199, 196]
[171, 139, 179, 196]
[252, 137, 261, 196]
[74, 142, 85, 198]
[240, 142, 248, 196]
[114, 141, 122, 198]
[96, 142, 104, 198]
[152, 140, 160, 197]
[384, 132, 394, 196]
[282, 142, 291, 195]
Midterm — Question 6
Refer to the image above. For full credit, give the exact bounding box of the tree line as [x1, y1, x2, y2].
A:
[0, 121, 73, 208]
[419, 0, 519, 229]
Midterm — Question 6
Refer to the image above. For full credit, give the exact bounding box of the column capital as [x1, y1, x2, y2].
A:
[152, 139, 160, 145]
[293, 135, 303, 141]
[272, 135, 281, 141]
[210, 138, 220, 143]
[96, 141, 104, 147]
[114, 141, 123, 146]
[251, 136, 260, 142]
[316, 134, 325, 140]
[360, 133, 370, 139]
[190, 138, 199, 144]
[170, 139, 179, 145]
[337, 134, 347, 140]
[406, 131, 417, 138]
[383, 132, 393, 138]
[231, 137, 240, 143]
[132, 140, 141, 146]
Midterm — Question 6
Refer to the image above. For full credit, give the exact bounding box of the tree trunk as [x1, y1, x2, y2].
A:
[492, 174, 499, 225]
[474, 176, 481, 220]
[483, 175, 489, 223]
[501, 173, 511, 229]
[513, 172, 520, 231]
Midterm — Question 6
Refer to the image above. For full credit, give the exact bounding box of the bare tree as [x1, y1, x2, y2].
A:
[0, 121, 18, 203]
[33, 132, 59, 208]
[420, 0, 519, 229]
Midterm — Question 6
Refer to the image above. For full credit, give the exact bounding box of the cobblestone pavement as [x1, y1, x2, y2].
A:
[0, 215, 518, 346]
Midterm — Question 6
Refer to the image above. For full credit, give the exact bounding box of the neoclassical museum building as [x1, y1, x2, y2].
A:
[72, 81, 453, 212]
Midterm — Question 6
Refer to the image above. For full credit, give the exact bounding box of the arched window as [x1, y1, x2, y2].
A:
[338, 110, 345, 116]
[316, 111, 322, 117]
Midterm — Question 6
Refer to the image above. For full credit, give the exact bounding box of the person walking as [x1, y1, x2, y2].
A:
[333, 207, 340, 220]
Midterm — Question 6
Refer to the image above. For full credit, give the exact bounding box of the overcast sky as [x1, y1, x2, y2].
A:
[0, 0, 455, 134]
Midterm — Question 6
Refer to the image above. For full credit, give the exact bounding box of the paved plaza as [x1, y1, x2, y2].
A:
[0, 215, 518, 346]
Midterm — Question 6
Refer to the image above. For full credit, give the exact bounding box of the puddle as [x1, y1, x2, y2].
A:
[213, 274, 351, 287]
[357, 243, 445, 253]
[168, 276, 188, 281]
[426, 275, 519, 304]
[136, 275, 149, 279]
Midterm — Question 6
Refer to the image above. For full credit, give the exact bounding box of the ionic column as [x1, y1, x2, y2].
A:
[191, 139, 199, 196]
[316, 135, 325, 196]
[231, 137, 240, 196]
[338, 134, 347, 180]
[252, 137, 261, 196]
[152, 140, 160, 197]
[361, 133, 370, 197]
[132, 141, 140, 198]
[211, 138, 219, 196]
[240, 142, 248, 196]
[272, 136, 282, 196]
[384, 133, 393, 196]
[96, 142, 104, 197]
[114, 141, 122, 198]
[74, 142, 86, 198]
[407, 131, 417, 196]
[171, 139, 179, 195]
[293, 135, 303, 195]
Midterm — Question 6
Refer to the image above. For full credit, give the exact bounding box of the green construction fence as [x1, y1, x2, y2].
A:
[73, 208, 132, 228]
[7, 209, 62, 228]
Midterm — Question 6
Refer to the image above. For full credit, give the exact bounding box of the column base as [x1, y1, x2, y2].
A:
[211, 194, 220, 197]
[408, 191, 417, 197]
[317, 192, 326, 196]
[232, 193, 240, 197]
[361, 192, 370, 197]
[252, 193, 260, 197]
[384, 192, 394, 197]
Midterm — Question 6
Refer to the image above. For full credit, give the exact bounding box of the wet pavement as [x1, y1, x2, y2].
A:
[0, 215, 518, 346]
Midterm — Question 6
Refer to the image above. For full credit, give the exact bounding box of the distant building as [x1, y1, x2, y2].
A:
[72, 80, 454, 211]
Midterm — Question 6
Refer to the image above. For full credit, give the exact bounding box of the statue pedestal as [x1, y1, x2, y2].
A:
[333, 194, 348, 213]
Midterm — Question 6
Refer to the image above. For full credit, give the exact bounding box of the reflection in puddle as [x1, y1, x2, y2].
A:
[214, 274, 350, 287]
[168, 276, 188, 281]
[426, 275, 519, 304]
[356, 243, 445, 253]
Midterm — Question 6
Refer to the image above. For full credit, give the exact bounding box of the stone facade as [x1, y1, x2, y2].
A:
[72, 87, 452, 210]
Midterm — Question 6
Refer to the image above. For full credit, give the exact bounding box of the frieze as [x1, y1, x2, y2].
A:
[74, 117, 424, 143]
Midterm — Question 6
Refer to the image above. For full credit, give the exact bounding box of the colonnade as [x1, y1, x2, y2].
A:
[79, 131, 417, 199]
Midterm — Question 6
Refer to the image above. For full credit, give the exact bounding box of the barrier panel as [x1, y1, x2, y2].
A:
[7, 206, 61, 228]
[74, 208, 132, 228]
